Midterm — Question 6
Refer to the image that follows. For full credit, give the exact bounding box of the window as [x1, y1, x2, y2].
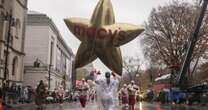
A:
[12, 56, 18, 76]
[10, 35, 13, 46]
[61, 53, 66, 73]
[15, 18, 21, 39]
[56, 46, 61, 72]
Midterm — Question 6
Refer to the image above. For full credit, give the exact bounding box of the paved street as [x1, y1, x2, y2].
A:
[11, 101, 208, 110]
[12, 102, 97, 110]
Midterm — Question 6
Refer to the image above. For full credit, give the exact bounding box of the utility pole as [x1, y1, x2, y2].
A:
[178, 0, 208, 89]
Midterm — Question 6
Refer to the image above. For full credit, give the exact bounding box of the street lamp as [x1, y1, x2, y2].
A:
[48, 64, 52, 90]
[34, 58, 53, 90]
[135, 73, 141, 91]
[3, 12, 15, 86]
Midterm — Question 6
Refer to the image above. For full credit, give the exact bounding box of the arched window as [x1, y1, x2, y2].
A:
[12, 56, 18, 76]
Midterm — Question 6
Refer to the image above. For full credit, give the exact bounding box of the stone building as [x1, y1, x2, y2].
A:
[0, 0, 28, 86]
[24, 11, 74, 90]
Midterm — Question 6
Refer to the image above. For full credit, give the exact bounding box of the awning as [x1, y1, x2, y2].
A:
[155, 74, 171, 82]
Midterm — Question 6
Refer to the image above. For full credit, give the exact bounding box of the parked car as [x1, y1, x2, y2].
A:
[144, 89, 154, 102]
[158, 88, 186, 104]
[186, 83, 208, 105]
[171, 88, 186, 104]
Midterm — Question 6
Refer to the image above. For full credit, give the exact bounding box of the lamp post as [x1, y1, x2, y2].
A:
[136, 73, 141, 91]
[34, 58, 52, 90]
[48, 64, 52, 90]
[3, 12, 15, 86]
[1, 12, 15, 102]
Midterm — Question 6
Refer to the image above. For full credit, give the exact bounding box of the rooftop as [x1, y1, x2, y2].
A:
[27, 10, 74, 57]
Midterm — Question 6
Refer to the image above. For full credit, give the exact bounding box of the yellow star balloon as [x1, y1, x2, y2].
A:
[64, 0, 144, 75]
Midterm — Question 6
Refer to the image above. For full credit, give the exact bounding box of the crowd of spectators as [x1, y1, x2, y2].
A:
[0, 83, 34, 105]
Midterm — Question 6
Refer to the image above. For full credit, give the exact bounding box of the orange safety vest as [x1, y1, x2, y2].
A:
[0, 98, 3, 110]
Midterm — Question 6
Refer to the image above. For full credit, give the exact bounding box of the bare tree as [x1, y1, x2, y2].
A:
[123, 56, 141, 82]
[191, 62, 208, 84]
[142, 1, 208, 72]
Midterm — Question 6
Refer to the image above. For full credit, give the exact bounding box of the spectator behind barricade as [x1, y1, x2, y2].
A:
[57, 86, 65, 104]
[11, 84, 18, 104]
[2, 83, 5, 102]
[0, 86, 12, 110]
[23, 87, 29, 103]
[27, 86, 34, 103]
[52, 89, 57, 103]
[19, 86, 25, 104]
[17, 86, 21, 103]
[0, 88, 3, 110]
[7, 84, 13, 104]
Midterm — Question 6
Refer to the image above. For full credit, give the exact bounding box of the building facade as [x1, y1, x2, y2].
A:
[0, 0, 28, 87]
[24, 11, 74, 90]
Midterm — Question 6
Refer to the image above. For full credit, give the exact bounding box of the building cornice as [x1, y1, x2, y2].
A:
[24, 66, 66, 78]
[27, 13, 74, 57]
[9, 45, 25, 55]
[16, 0, 28, 10]
[57, 38, 74, 59]
[0, 40, 25, 55]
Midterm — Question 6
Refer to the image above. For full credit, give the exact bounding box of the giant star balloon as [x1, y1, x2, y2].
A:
[64, 0, 144, 75]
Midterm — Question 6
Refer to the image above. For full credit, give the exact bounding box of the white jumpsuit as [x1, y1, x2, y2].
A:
[95, 77, 119, 110]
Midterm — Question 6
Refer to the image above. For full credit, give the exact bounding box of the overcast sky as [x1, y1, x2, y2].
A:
[28, 0, 194, 72]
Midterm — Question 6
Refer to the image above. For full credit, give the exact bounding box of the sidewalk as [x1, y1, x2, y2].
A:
[142, 101, 208, 109]
[174, 103, 208, 109]
[10, 102, 35, 109]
